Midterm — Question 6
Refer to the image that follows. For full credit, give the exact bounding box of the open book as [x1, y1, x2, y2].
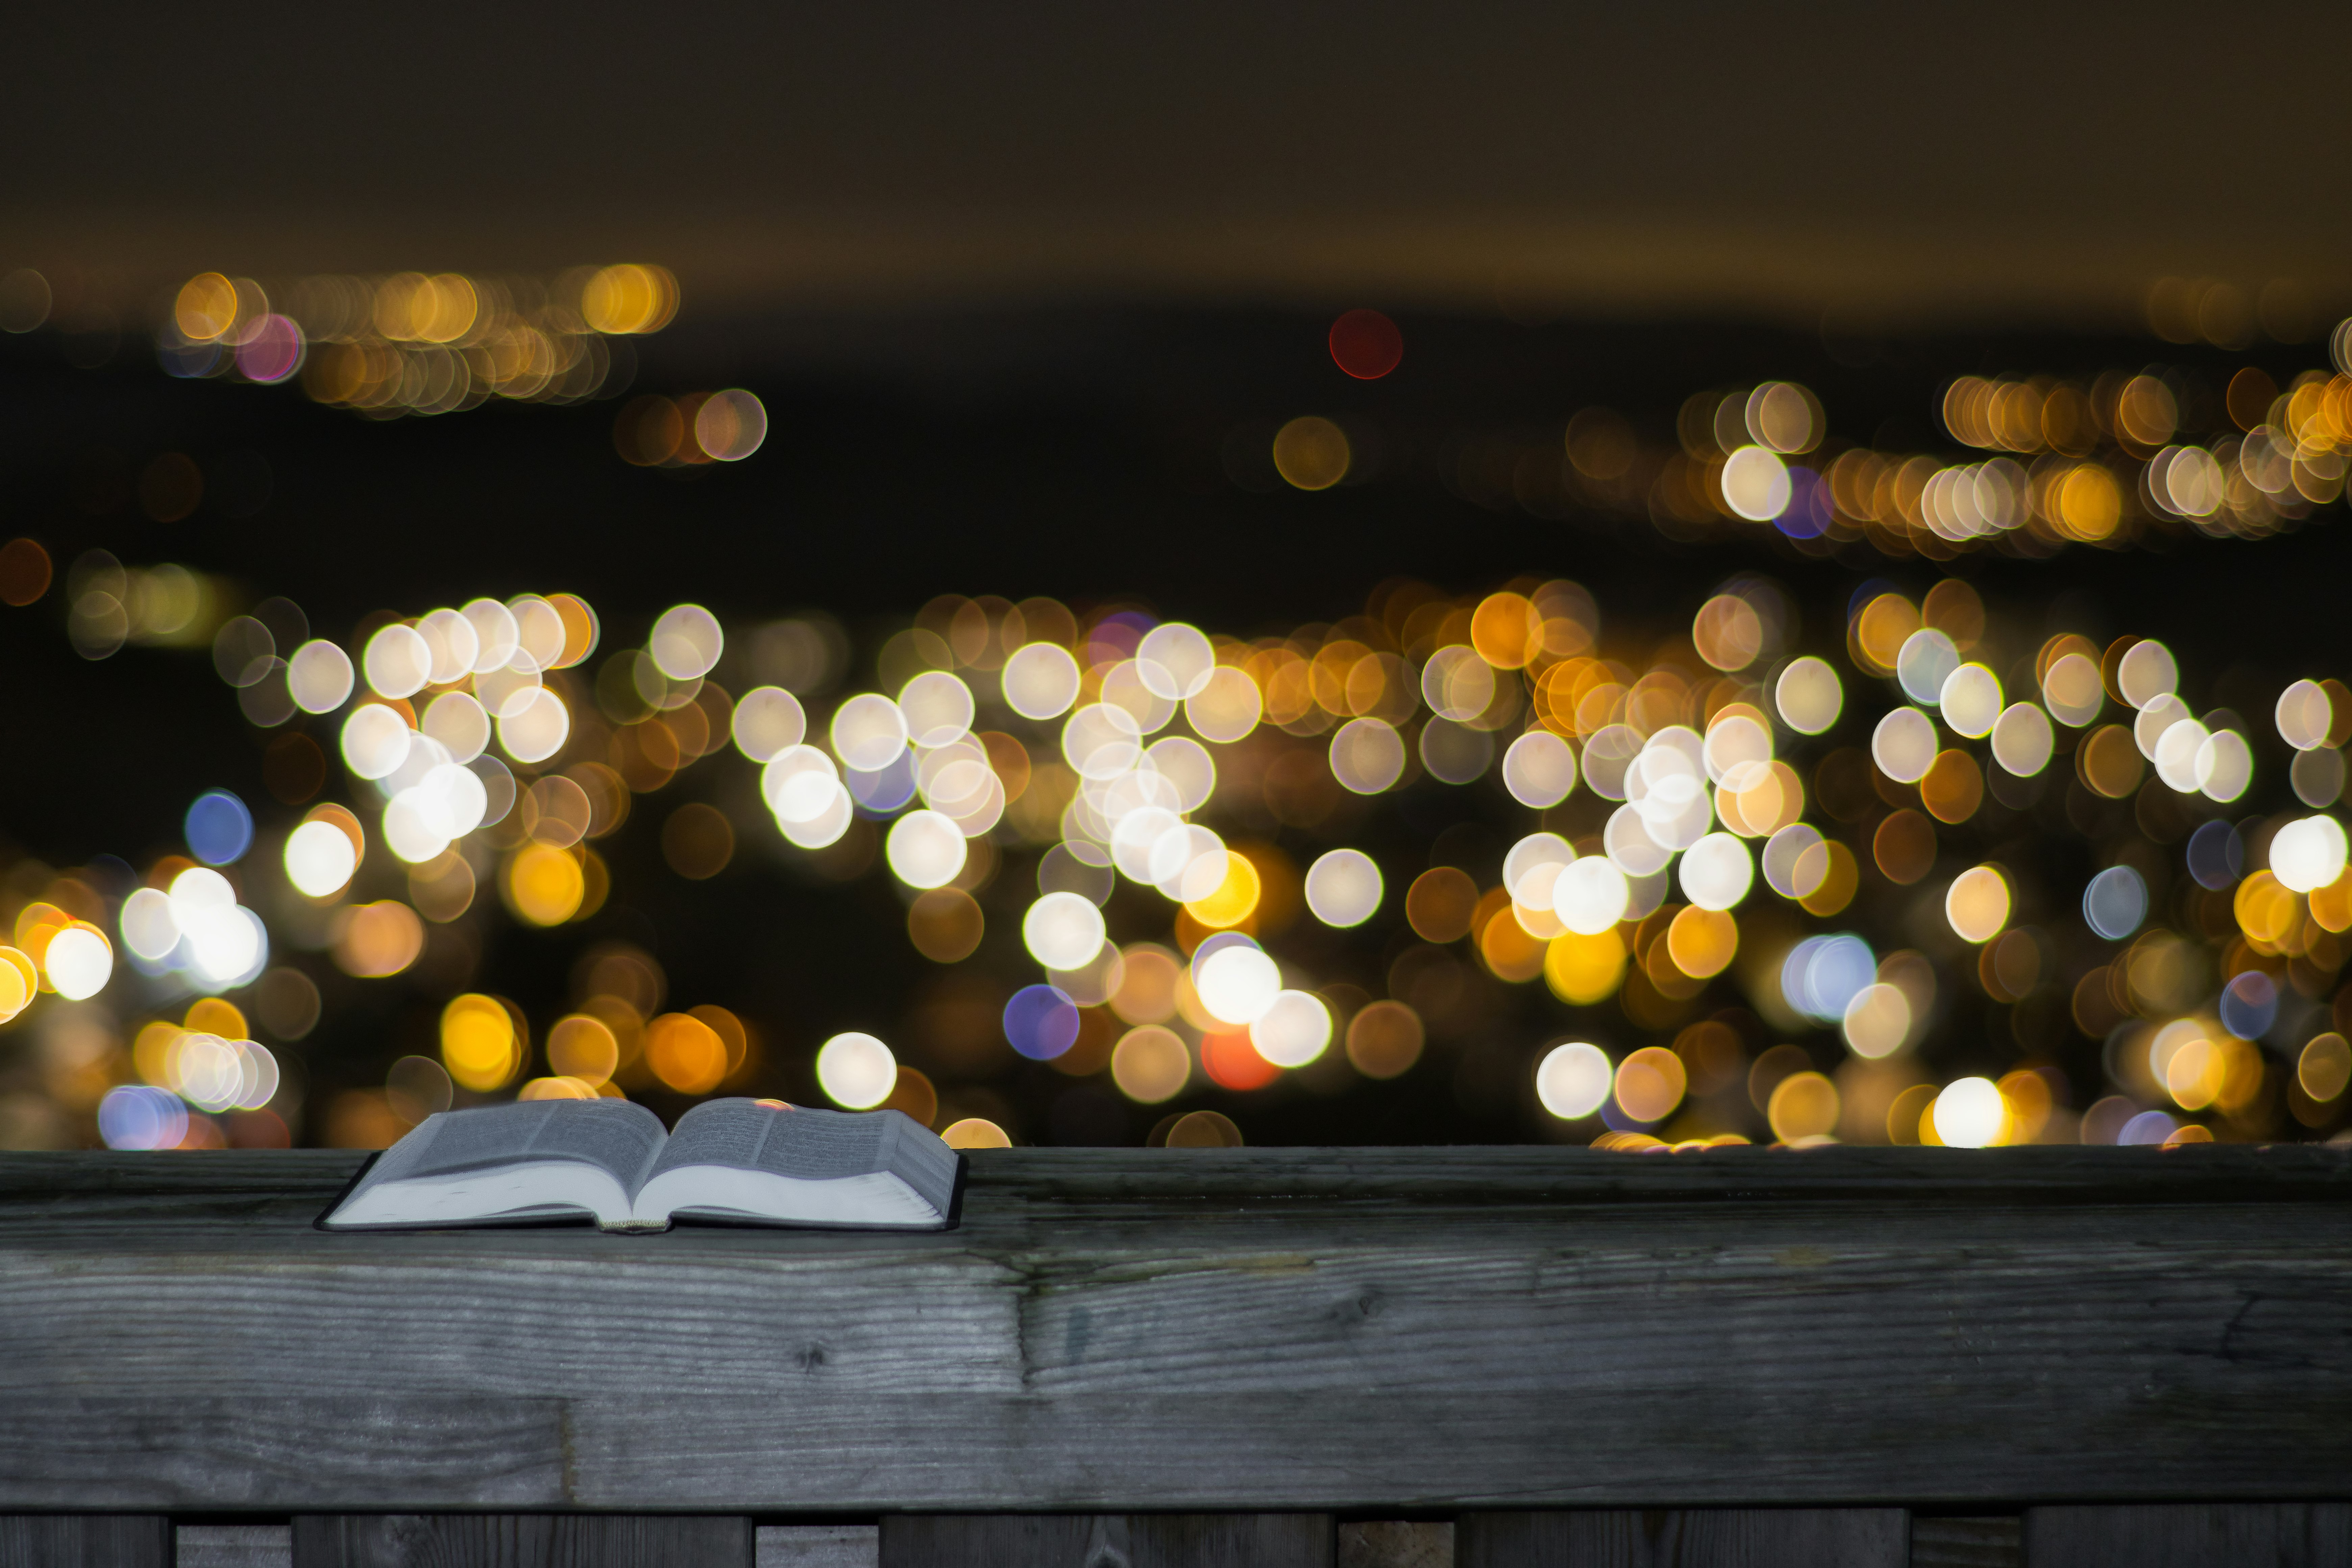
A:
[320, 1097, 963, 1233]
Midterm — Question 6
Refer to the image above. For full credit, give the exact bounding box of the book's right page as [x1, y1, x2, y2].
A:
[631, 1101, 957, 1228]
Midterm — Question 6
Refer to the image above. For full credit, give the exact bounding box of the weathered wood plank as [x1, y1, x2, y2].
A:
[177, 1524, 295, 1568]
[1, 1149, 2349, 1510]
[1338, 1521, 1452, 1568]
[0, 1399, 565, 1508]
[289, 1514, 752, 1568]
[1907, 1516, 2018, 1567]
[756, 1525, 878, 1568]
[0, 1514, 170, 1566]
[2023, 1504, 2352, 1566]
[1457, 1510, 1906, 1567]
[880, 1515, 1096, 1568]
[879, 1514, 1331, 1568]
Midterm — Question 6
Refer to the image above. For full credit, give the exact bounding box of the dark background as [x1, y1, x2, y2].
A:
[1, 3, 2347, 1145]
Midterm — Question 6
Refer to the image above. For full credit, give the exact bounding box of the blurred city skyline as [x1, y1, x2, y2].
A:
[4, 3, 2350, 328]
[3, 6, 2350, 1158]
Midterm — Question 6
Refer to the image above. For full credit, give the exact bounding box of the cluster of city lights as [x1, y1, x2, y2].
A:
[3, 531, 2350, 1158]
[146, 265, 680, 417]
[1259, 329, 2352, 561]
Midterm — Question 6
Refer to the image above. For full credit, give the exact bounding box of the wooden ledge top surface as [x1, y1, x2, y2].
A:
[5, 1140, 2350, 1207]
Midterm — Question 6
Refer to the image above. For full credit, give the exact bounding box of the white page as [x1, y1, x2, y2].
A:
[324, 1100, 665, 1229]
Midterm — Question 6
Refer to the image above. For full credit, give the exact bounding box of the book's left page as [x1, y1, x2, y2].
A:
[321, 1100, 668, 1230]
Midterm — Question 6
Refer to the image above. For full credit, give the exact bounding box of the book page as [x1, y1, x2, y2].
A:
[527, 1099, 669, 1191]
[635, 1166, 942, 1228]
[756, 1109, 957, 1214]
[325, 1100, 667, 1229]
[395, 1100, 666, 1189]
[327, 1160, 633, 1229]
[877, 1113, 960, 1218]
[628, 1102, 957, 1228]
[643, 1098, 780, 1185]
[755, 1106, 893, 1180]
[396, 1103, 555, 1179]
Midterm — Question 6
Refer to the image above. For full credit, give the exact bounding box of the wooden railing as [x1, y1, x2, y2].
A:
[3, 1145, 2348, 1566]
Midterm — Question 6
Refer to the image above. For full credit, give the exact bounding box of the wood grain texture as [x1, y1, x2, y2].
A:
[2, 1147, 2350, 1510]
[1338, 1522, 1452, 1568]
[1908, 1517, 2018, 1567]
[1458, 1510, 1905, 1567]
[2024, 1504, 2352, 1566]
[0, 1399, 565, 1508]
[880, 1514, 1331, 1568]
[177, 1524, 295, 1568]
[0, 1514, 169, 1567]
[289, 1514, 752, 1568]
[756, 1525, 878, 1568]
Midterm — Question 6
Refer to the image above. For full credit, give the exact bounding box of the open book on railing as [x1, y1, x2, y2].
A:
[319, 1097, 962, 1233]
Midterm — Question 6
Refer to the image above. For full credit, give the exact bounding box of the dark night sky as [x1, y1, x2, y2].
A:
[3, 2, 2349, 323]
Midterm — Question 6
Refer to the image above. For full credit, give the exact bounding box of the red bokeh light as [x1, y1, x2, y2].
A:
[1329, 309, 1403, 379]
[1203, 1030, 1282, 1091]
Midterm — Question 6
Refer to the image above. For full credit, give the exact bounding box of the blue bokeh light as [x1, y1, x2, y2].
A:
[1781, 934, 1875, 1023]
[184, 789, 253, 865]
[2185, 819, 2243, 892]
[2083, 865, 2148, 941]
[2218, 971, 2279, 1040]
[846, 750, 918, 815]
[1004, 984, 1081, 1061]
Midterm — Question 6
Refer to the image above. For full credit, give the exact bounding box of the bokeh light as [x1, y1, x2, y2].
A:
[1003, 642, 1082, 720]
[733, 686, 808, 761]
[1774, 656, 1842, 734]
[1720, 446, 1791, 521]
[693, 391, 768, 461]
[1768, 1072, 1840, 1142]
[2083, 866, 2148, 940]
[1945, 866, 2012, 943]
[1347, 1001, 1424, 1078]
[1536, 1042, 1612, 1119]
[816, 1032, 897, 1110]
[1304, 849, 1382, 927]
[1329, 718, 1405, 794]
[1329, 310, 1403, 379]
[1933, 1077, 2007, 1147]
[440, 994, 520, 1092]
[1197, 944, 1281, 1026]
[43, 926, 113, 1000]
[887, 810, 969, 890]
[647, 1013, 729, 1094]
[1024, 891, 1107, 971]
[1273, 417, 1350, 490]
[1250, 990, 1331, 1067]
[1841, 983, 1912, 1059]
[5, 344, 2350, 1170]
[1554, 858, 1630, 935]
[943, 1118, 1011, 1149]
[184, 790, 253, 865]
[99, 1085, 189, 1150]
[1872, 708, 1937, 783]
[1112, 1026, 1191, 1102]
[504, 844, 586, 926]
[1678, 833, 1753, 911]
[1614, 1046, 1687, 1123]
[2271, 815, 2349, 893]
[1502, 730, 1578, 807]
[285, 817, 360, 898]
[1004, 985, 1081, 1061]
